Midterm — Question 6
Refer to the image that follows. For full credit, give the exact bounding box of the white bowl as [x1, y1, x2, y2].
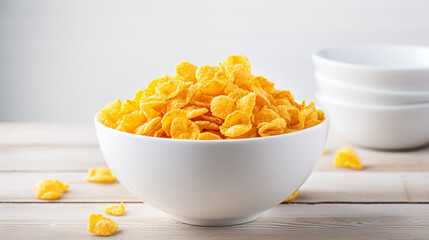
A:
[94, 116, 329, 226]
[316, 93, 429, 150]
[313, 44, 429, 91]
[314, 72, 429, 105]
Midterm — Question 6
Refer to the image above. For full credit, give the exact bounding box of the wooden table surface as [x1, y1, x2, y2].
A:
[1, 123, 429, 239]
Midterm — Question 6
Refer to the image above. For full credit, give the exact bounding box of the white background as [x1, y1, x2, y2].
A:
[1, 0, 428, 122]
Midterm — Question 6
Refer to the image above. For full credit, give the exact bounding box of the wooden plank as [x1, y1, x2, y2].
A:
[1, 143, 428, 172]
[1, 203, 428, 239]
[1, 171, 428, 203]
[0, 146, 105, 171]
[403, 173, 429, 202]
[315, 129, 429, 172]
[1, 124, 428, 172]
[0, 123, 97, 147]
[296, 172, 426, 203]
[0, 172, 138, 203]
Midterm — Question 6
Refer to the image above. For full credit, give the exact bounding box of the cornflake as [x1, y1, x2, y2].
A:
[103, 202, 125, 216]
[88, 214, 118, 236]
[32, 178, 69, 200]
[98, 55, 325, 140]
[283, 190, 299, 203]
[334, 147, 363, 170]
[86, 167, 117, 183]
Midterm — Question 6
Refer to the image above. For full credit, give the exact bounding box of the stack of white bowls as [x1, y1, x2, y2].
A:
[312, 44, 429, 150]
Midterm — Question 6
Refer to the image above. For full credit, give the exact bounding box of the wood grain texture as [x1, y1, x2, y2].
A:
[1, 143, 428, 172]
[0, 172, 137, 203]
[315, 129, 429, 172]
[1, 123, 429, 239]
[2, 171, 428, 203]
[2, 203, 428, 240]
[1, 124, 428, 172]
[1, 144, 428, 172]
[0, 146, 106, 171]
[0, 123, 97, 147]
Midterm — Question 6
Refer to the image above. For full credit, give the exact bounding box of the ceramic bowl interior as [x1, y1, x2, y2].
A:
[312, 44, 429, 91]
[314, 44, 429, 69]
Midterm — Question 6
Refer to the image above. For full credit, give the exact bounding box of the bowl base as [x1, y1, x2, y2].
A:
[171, 213, 261, 227]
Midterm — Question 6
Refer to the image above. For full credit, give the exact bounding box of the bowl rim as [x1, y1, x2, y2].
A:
[312, 44, 429, 71]
[314, 71, 429, 96]
[316, 93, 429, 110]
[94, 111, 330, 144]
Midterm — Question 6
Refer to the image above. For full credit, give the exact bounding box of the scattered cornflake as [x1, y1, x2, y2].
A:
[86, 167, 117, 183]
[32, 178, 69, 200]
[103, 202, 125, 216]
[87, 214, 118, 236]
[283, 190, 299, 203]
[334, 147, 363, 170]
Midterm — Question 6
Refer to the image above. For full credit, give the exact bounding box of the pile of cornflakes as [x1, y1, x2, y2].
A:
[98, 55, 325, 139]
